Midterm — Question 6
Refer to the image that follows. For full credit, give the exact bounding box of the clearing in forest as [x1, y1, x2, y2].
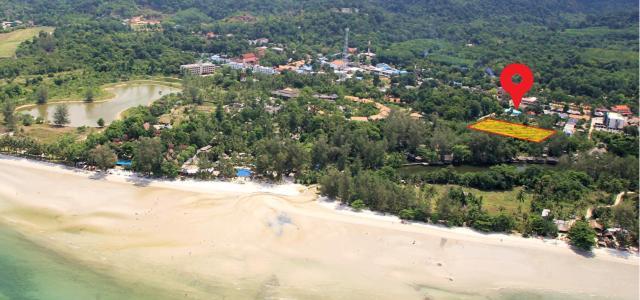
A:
[0, 27, 54, 58]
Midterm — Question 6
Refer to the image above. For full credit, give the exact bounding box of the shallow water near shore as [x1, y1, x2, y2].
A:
[0, 223, 611, 300]
[0, 225, 173, 300]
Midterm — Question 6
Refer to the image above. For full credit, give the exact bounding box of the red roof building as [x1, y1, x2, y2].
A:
[611, 105, 632, 116]
[242, 53, 258, 64]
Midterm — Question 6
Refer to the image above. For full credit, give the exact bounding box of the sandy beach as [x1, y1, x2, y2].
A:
[0, 155, 637, 299]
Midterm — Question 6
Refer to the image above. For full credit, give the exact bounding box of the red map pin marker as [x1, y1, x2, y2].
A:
[500, 63, 533, 109]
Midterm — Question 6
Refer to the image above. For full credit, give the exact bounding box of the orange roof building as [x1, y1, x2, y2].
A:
[611, 105, 632, 116]
[242, 53, 258, 64]
[330, 59, 346, 69]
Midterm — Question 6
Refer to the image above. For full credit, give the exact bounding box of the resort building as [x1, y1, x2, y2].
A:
[248, 38, 269, 45]
[252, 65, 279, 75]
[313, 94, 338, 101]
[129, 16, 159, 25]
[271, 88, 300, 99]
[520, 97, 538, 108]
[211, 55, 231, 64]
[180, 63, 217, 76]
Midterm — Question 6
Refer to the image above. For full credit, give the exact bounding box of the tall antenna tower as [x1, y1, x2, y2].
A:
[343, 27, 350, 62]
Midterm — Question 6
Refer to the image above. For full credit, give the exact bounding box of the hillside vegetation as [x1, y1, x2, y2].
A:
[0, 26, 53, 58]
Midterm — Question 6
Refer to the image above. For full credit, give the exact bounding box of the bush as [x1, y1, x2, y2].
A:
[528, 216, 558, 238]
[21, 114, 34, 126]
[399, 208, 416, 220]
[568, 220, 597, 252]
[350, 199, 366, 212]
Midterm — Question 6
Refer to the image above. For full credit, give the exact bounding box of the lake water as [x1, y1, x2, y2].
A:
[21, 84, 180, 127]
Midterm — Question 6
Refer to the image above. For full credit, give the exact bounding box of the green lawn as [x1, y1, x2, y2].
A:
[0, 27, 54, 58]
[19, 124, 97, 144]
[428, 184, 529, 215]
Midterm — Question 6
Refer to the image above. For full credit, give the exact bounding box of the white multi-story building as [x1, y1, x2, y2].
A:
[252, 65, 279, 75]
[605, 112, 626, 130]
[180, 63, 216, 75]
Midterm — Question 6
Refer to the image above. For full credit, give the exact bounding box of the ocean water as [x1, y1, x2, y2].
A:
[0, 226, 614, 300]
[415, 286, 610, 300]
[0, 226, 174, 300]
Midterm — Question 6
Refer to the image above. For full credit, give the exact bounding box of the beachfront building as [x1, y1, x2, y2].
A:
[554, 219, 575, 233]
[180, 145, 215, 175]
[180, 63, 217, 76]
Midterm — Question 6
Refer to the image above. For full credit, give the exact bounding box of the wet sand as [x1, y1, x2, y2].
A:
[0, 155, 637, 299]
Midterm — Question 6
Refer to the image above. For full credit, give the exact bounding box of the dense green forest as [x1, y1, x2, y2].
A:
[0, 0, 638, 107]
[0, 0, 638, 249]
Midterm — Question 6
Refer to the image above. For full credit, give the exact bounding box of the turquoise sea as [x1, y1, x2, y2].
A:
[0, 226, 174, 300]
[0, 226, 613, 300]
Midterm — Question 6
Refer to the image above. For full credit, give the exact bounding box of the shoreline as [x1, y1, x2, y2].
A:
[2, 153, 636, 262]
[0, 154, 304, 197]
[0, 154, 638, 299]
[317, 197, 639, 263]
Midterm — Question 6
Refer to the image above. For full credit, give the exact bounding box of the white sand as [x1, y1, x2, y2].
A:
[0, 155, 638, 299]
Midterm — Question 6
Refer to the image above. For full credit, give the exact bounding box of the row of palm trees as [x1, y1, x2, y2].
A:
[0, 135, 83, 163]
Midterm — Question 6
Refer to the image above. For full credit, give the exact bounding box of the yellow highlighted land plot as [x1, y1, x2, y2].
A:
[467, 118, 556, 143]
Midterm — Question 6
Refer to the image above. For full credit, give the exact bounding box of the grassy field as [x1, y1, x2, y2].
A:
[428, 184, 528, 215]
[0, 27, 54, 58]
[468, 118, 556, 143]
[19, 124, 97, 144]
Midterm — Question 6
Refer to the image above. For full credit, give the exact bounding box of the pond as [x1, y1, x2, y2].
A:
[21, 83, 180, 127]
